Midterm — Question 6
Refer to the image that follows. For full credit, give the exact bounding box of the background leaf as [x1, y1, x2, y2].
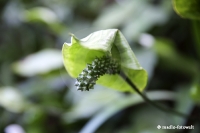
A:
[0, 86, 26, 113]
[80, 91, 176, 133]
[173, 0, 200, 20]
[12, 49, 63, 77]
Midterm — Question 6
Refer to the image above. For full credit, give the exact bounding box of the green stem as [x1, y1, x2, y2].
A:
[119, 71, 189, 118]
[192, 20, 200, 60]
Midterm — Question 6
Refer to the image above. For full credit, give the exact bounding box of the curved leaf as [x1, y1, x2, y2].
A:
[62, 29, 147, 93]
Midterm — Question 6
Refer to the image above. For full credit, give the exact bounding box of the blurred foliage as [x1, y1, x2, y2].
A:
[190, 83, 200, 103]
[173, 0, 200, 20]
[0, 0, 200, 133]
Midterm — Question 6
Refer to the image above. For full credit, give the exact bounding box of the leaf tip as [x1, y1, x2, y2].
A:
[63, 42, 71, 47]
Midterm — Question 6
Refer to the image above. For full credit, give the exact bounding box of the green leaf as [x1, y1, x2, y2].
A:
[62, 29, 147, 93]
[190, 83, 200, 103]
[12, 49, 63, 77]
[173, 0, 200, 20]
[24, 7, 66, 33]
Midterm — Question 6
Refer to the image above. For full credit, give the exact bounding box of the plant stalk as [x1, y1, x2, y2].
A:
[119, 71, 189, 118]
